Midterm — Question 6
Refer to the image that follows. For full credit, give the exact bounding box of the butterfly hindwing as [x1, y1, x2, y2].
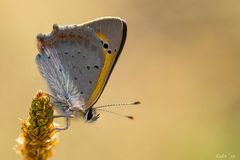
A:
[36, 26, 104, 113]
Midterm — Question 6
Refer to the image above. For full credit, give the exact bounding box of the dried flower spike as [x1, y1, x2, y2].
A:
[17, 90, 57, 160]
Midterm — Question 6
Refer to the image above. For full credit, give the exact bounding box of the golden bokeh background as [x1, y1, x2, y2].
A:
[0, 0, 240, 159]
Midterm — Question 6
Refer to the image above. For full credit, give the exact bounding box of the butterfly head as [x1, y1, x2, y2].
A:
[84, 108, 100, 122]
[67, 106, 99, 122]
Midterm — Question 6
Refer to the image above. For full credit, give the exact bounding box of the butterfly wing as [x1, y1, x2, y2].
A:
[36, 17, 127, 113]
[82, 17, 127, 107]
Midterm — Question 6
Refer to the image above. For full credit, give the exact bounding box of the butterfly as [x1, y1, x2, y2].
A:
[35, 17, 140, 130]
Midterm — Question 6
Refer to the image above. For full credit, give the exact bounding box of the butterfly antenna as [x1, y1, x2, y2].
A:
[94, 101, 141, 109]
[96, 108, 134, 120]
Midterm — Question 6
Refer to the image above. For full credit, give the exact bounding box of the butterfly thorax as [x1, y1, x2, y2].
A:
[64, 94, 85, 116]
[63, 95, 99, 122]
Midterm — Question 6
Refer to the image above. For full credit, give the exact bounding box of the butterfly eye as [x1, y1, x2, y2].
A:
[85, 108, 93, 121]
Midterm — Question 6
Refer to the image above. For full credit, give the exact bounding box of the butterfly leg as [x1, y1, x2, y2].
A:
[55, 117, 70, 131]
[48, 115, 73, 131]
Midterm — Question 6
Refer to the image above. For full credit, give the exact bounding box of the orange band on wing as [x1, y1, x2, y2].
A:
[86, 32, 115, 107]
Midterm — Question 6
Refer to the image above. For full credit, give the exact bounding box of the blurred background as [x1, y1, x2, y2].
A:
[0, 0, 240, 159]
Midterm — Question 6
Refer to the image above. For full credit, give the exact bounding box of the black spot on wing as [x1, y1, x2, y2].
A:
[103, 42, 108, 49]
[94, 65, 99, 69]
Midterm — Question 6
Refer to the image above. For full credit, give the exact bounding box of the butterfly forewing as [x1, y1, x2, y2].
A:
[82, 17, 127, 107]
